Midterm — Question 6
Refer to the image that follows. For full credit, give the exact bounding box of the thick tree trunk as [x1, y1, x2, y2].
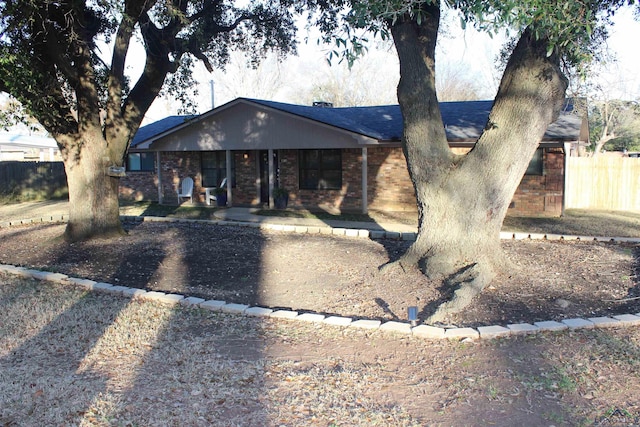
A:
[384, 16, 568, 323]
[62, 127, 124, 242]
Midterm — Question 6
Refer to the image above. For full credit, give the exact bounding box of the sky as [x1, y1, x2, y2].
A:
[123, 4, 640, 124]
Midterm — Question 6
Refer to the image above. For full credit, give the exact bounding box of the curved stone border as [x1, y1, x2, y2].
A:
[5, 212, 640, 245]
[1, 213, 639, 340]
[1, 263, 639, 341]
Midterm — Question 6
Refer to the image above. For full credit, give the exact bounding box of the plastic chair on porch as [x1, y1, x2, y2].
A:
[176, 177, 194, 203]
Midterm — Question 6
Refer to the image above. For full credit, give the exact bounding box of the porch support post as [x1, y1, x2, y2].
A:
[156, 151, 163, 204]
[361, 147, 368, 214]
[562, 142, 571, 216]
[268, 148, 274, 208]
[226, 150, 232, 206]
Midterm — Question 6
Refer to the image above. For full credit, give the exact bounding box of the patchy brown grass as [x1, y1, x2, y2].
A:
[2, 276, 640, 426]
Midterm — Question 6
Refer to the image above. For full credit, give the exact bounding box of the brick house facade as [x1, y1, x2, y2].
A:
[121, 98, 587, 217]
[120, 145, 566, 216]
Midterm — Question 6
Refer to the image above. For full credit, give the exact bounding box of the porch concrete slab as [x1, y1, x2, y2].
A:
[180, 296, 206, 306]
[587, 317, 621, 328]
[350, 319, 381, 330]
[269, 310, 299, 319]
[199, 300, 226, 311]
[220, 303, 249, 314]
[444, 328, 479, 340]
[379, 321, 412, 334]
[507, 323, 540, 335]
[612, 314, 640, 325]
[534, 320, 568, 332]
[412, 325, 445, 339]
[245, 306, 274, 317]
[323, 316, 353, 326]
[478, 325, 511, 339]
[296, 313, 326, 322]
[562, 318, 594, 329]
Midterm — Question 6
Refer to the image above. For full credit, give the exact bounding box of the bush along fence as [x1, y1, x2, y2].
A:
[0, 161, 68, 201]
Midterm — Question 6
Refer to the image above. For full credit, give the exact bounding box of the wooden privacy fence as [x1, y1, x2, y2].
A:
[565, 156, 640, 211]
[0, 161, 67, 200]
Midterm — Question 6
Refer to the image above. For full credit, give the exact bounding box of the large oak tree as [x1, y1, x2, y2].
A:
[332, 0, 635, 322]
[0, 0, 334, 241]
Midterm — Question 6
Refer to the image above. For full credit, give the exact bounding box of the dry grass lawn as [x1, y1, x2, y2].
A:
[2, 274, 640, 426]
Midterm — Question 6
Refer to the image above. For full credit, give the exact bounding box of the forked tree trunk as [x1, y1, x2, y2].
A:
[61, 127, 124, 242]
[384, 13, 568, 323]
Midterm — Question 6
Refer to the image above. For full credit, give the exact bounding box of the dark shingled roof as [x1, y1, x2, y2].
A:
[133, 98, 581, 146]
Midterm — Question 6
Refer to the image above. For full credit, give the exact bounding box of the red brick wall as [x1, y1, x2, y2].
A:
[234, 151, 258, 205]
[368, 147, 416, 211]
[120, 147, 564, 216]
[510, 148, 564, 216]
[279, 149, 363, 212]
[120, 152, 208, 204]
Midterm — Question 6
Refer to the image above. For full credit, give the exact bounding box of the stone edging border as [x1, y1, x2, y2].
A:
[1, 213, 639, 340]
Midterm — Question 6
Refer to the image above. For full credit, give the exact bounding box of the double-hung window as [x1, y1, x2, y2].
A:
[525, 148, 543, 175]
[202, 152, 235, 187]
[127, 152, 155, 171]
[299, 149, 342, 190]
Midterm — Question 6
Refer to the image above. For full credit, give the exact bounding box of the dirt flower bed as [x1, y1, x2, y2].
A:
[0, 220, 638, 327]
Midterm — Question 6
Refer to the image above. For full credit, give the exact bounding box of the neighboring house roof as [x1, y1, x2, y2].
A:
[0, 132, 58, 149]
[132, 98, 587, 150]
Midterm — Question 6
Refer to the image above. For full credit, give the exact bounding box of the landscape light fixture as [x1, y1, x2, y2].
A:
[408, 306, 418, 327]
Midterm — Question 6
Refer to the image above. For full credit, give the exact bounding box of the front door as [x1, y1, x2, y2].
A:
[259, 150, 279, 205]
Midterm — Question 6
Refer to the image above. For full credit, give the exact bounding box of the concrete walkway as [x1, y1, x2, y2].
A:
[0, 201, 417, 234]
[213, 207, 418, 233]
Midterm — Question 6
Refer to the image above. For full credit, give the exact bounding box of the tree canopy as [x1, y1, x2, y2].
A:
[318, 0, 639, 321]
[0, 0, 340, 240]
